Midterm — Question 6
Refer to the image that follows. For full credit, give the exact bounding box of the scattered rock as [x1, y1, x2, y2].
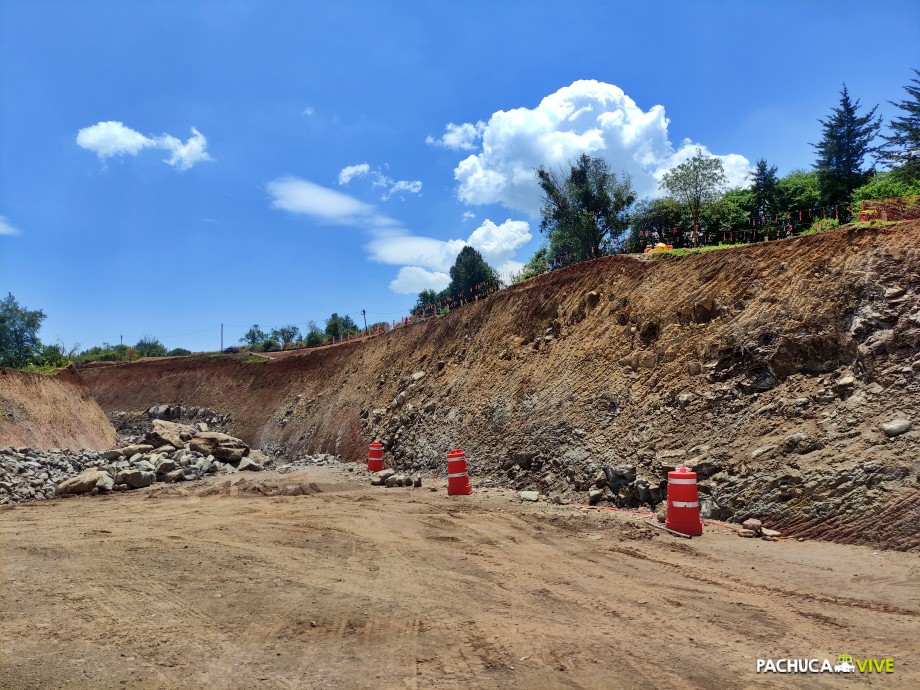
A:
[517, 490, 540, 502]
[237, 458, 263, 472]
[588, 489, 604, 506]
[879, 419, 912, 438]
[761, 528, 782, 538]
[737, 529, 756, 538]
[742, 518, 763, 536]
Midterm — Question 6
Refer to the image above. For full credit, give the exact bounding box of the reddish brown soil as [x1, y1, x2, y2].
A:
[1, 466, 917, 689]
[78, 223, 920, 551]
[0, 367, 116, 450]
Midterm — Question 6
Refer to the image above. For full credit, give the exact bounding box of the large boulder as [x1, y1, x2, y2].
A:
[114, 469, 155, 489]
[55, 469, 114, 496]
[189, 432, 250, 462]
[145, 419, 198, 449]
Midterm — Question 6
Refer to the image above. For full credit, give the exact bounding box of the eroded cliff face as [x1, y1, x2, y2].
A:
[80, 222, 920, 550]
[0, 367, 117, 450]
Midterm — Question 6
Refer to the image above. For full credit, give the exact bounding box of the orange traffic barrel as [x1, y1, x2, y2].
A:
[367, 441, 384, 472]
[665, 466, 703, 536]
[446, 449, 472, 496]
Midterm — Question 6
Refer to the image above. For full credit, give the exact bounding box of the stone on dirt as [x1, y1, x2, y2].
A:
[588, 488, 604, 506]
[742, 518, 763, 535]
[761, 528, 782, 538]
[237, 458, 263, 472]
[879, 419, 912, 438]
[517, 490, 540, 502]
[737, 529, 756, 538]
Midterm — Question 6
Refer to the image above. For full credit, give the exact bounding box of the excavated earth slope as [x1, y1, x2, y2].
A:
[0, 367, 117, 450]
[80, 222, 920, 551]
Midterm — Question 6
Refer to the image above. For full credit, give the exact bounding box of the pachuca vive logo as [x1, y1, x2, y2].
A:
[756, 654, 895, 674]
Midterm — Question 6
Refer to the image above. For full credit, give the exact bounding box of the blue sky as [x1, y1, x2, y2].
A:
[1, 0, 918, 353]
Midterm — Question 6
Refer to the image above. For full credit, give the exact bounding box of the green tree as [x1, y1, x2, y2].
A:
[776, 169, 822, 215]
[813, 84, 881, 206]
[270, 324, 301, 346]
[241, 324, 266, 346]
[166, 348, 192, 357]
[876, 69, 920, 182]
[749, 158, 779, 219]
[304, 320, 325, 347]
[703, 187, 755, 242]
[325, 313, 359, 340]
[0, 293, 46, 368]
[627, 197, 685, 251]
[447, 246, 497, 298]
[850, 170, 920, 204]
[660, 148, 728, 233]
[515, 245, 550, 282]
[135, 336, 167, 358]
[537, 153, 635, 259]
[414, 289, 441, 313]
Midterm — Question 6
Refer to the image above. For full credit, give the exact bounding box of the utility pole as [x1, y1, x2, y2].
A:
[220, 323, 223, 352]
[361, 309, 367, 334]
[120, 334, 123, 347]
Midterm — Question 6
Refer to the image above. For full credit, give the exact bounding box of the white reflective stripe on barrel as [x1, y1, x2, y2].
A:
[447, 472, 468, 478]
[670, 500, 699, 508]
[668, 478, 697, 485]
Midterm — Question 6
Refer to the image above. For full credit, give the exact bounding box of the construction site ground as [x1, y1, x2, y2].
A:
[1, 465, 917, 690]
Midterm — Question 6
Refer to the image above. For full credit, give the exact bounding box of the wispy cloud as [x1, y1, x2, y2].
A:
[0, 216, 21, 236]
[302, 106, 315, 116]
[266, 177, 530, 294]
[76, 121, 213, 171]
[338, 162, 423, 201]
[338, 163, 370, 185]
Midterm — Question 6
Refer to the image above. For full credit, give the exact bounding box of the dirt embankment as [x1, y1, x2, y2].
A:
[79, 223, 920, 550]
[0, 368, 116, 450]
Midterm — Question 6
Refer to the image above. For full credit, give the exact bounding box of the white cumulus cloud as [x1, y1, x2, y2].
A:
[425, 121, 485, 150]
[76, 121, 212, 170]
[462, 211, 476, 222]
[389, 266, 451, 294]
[302, 106, 315, 116]
[338, 163, 370, 185]
[0, 216, 21, 236]
[441, 80, 751, 217]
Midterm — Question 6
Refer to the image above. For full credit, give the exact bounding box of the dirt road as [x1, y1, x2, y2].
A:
[1, 467, 917, 689]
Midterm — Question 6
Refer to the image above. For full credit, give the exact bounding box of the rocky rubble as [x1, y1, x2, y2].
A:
[0, 447, 107, 503]
[1, 417, 271, 503]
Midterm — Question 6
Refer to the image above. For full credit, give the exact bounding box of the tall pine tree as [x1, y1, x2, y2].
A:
[749, 158, 779, 219]
[813, 85, 881, 206]
[876, 68, 920, 183]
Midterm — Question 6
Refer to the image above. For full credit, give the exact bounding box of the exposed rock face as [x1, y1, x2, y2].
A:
[189, 433, 250, 462]
[78, 223, 920, 552]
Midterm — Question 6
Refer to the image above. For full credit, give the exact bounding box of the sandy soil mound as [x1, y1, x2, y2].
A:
[0, 367, 116, 450]
[79, 222, 920, 551]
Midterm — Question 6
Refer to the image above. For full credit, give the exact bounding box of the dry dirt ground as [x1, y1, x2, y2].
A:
[1, 466, 917, 690]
